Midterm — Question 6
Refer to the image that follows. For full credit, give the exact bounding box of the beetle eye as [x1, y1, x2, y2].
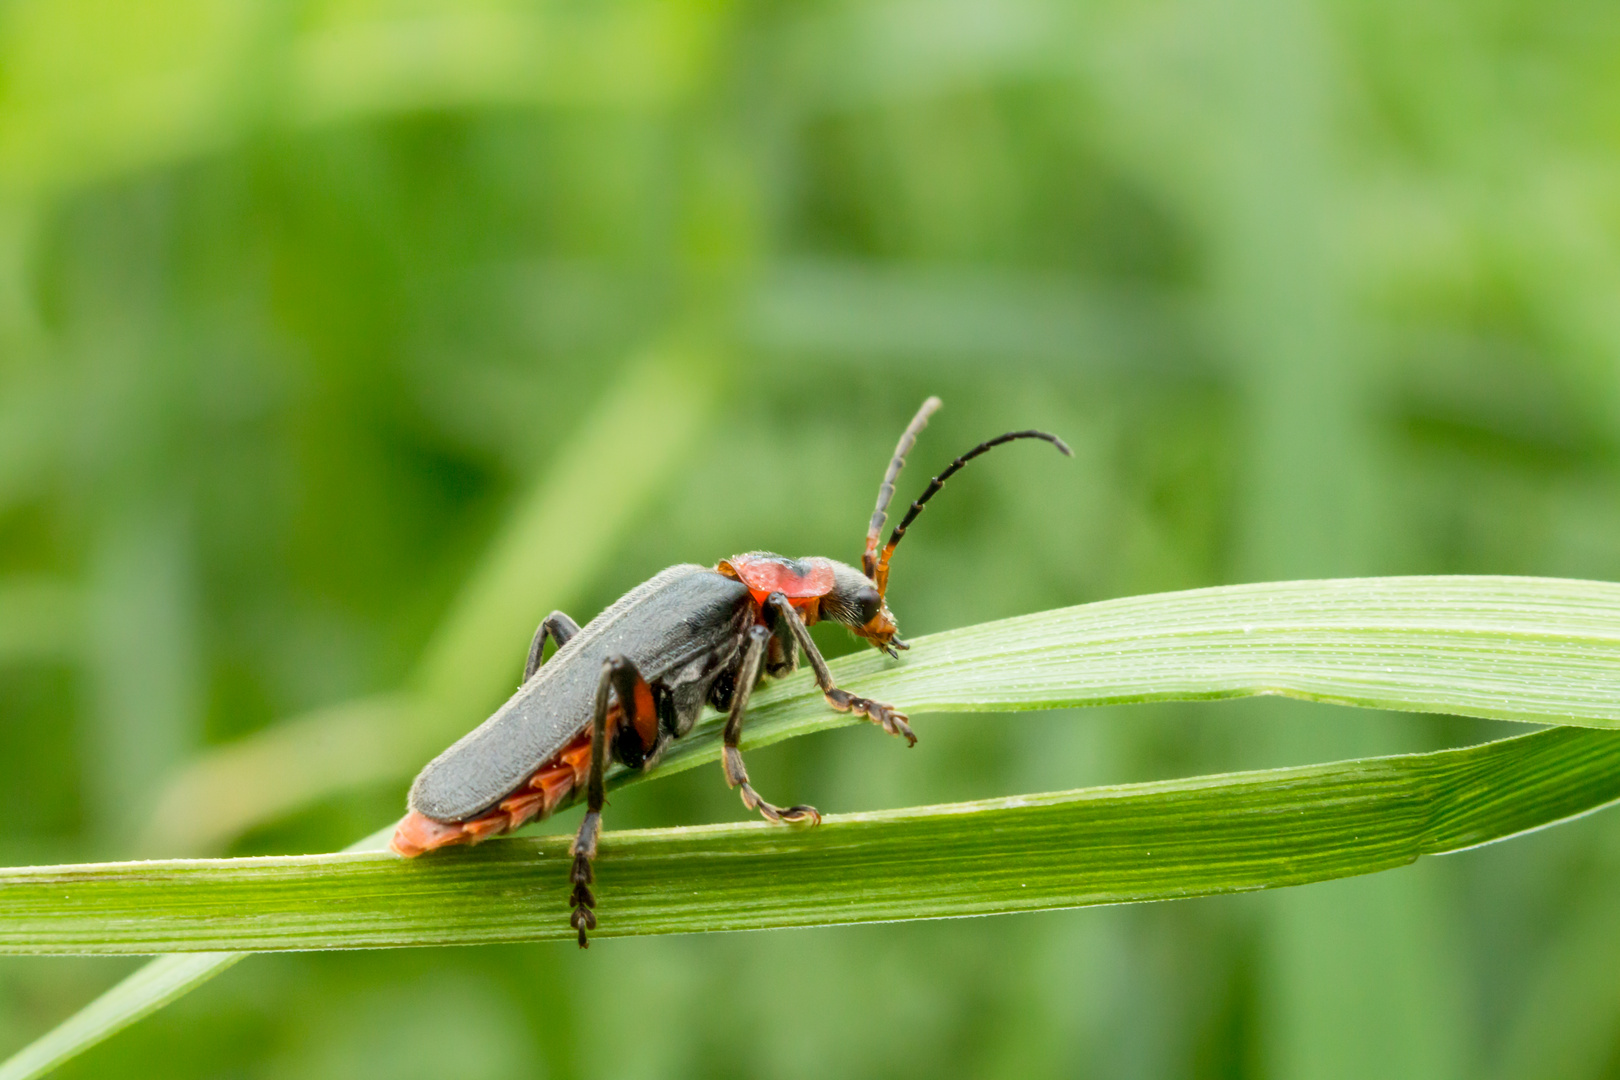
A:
[854, 585, 883, 625]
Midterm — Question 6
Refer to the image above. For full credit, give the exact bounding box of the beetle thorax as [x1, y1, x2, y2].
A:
[716, 552, 833, 621]
[716, 552, 897, 650]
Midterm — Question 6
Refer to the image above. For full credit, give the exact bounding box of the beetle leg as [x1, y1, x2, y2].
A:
[722, 625, 820, 826]
[524, 611, 582, 682]
[764, 591, 915, 746]
[764, 605, 798, 679]
[568, 654, 647, 948]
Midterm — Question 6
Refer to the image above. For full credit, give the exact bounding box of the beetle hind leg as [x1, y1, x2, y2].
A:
[569, 654, 660, 948]
[721, 625, 822, 826]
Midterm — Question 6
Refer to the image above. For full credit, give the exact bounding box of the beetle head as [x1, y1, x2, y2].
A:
[823, 560, 903, 656]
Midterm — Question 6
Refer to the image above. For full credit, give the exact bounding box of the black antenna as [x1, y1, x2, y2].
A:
[874, 429, 1072, 595]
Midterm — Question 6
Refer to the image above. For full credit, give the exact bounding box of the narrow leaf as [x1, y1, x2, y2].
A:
[650, 574, 1620, 782]
[10, 574, 1620, 1077]
[2, 728, 1619, 954]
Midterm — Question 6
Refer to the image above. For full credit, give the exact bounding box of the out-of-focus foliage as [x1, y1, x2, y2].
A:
[0, 0, 1618, 1075]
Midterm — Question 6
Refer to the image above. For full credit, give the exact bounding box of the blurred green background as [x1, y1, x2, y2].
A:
[2, 0, 1620, 1076]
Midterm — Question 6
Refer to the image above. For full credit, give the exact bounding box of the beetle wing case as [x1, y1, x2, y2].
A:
[408, 564, 753, 822]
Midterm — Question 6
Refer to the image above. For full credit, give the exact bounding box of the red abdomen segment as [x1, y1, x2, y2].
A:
[391, 729, 593, 857]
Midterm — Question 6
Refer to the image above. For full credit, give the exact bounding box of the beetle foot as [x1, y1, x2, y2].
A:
[569, 902, 597, 948]
[723, 745, 821, 826]
[742, 783, 821, 826]
[568, 811, 601, 947]
[568, 875, 596, 949]
[825, 689, 916, 746]
[567, 870, 597, 948]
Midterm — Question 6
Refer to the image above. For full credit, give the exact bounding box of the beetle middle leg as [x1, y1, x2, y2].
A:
[524, 611, 582, 682]
[764, 591, 915, 745]
[569, 653, 654, 948]
[722, 625, 820, 826]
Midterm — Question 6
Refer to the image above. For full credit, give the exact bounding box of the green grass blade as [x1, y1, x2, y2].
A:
[834, 575, 1620, 726]
[9, 572, 1620, 1076]
[142, 569, 1620, 855]
[647, 574, 1620, 783]
[1, 727, 1618, 954]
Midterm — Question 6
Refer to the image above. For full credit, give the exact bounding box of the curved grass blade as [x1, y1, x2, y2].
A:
[649, 574, 1620, 782]
[1, 727, 1619, 953]
[9, 573, 1620, 1076]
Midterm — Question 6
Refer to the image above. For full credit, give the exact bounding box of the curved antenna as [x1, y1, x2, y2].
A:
[863, 396, 943, 578]
[874, 429, 1073, 596]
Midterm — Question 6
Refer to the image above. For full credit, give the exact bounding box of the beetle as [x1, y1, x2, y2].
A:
[391, 397, 1070, 946]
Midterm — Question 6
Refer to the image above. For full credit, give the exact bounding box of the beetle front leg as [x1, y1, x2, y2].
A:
[568, 654, 646, 948]
[722, 625, 820, 826]
[764, 592, 915, 745]
[524, 611, 582, 682]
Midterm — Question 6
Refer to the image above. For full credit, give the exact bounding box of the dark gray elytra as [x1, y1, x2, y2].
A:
[408, 564, 753, 822]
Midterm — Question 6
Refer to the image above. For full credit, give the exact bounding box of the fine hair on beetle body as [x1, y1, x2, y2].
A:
[390, 396, 1072, 946]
